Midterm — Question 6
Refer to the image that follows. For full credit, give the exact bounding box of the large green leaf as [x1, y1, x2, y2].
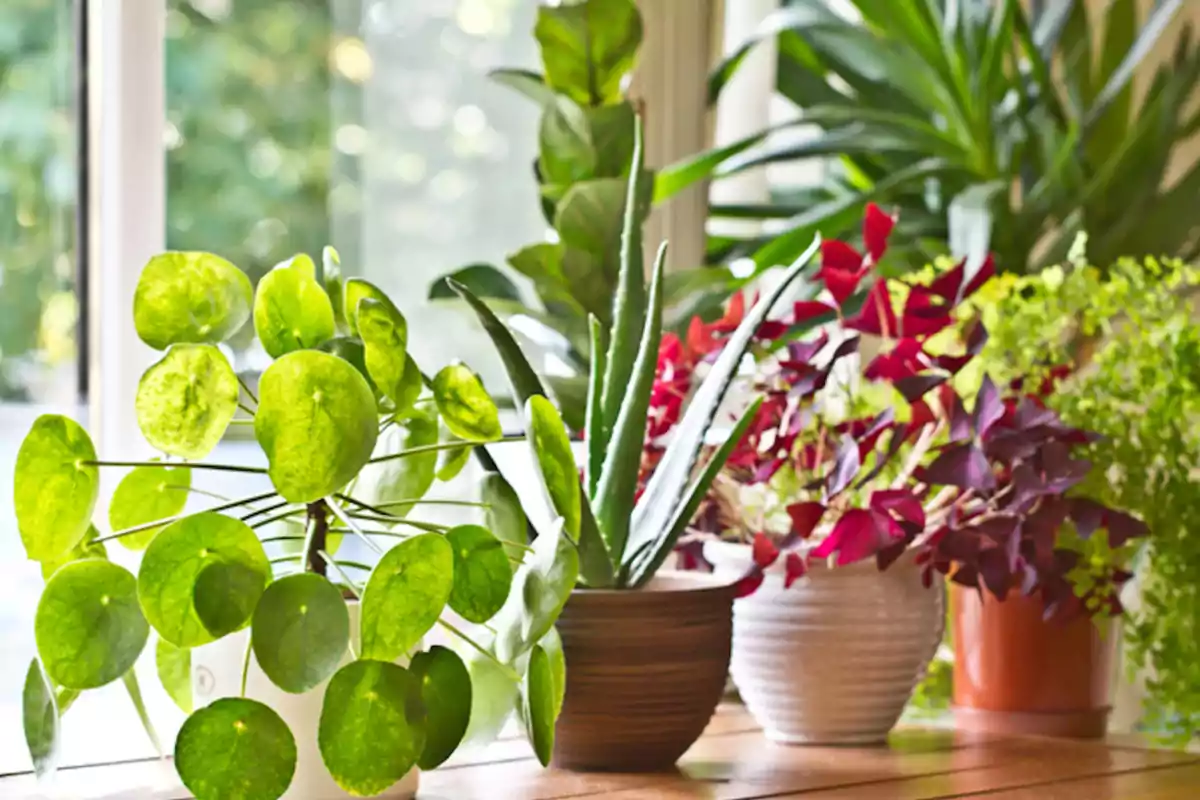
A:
[428, 264, 522, 303]
[133, 252, 253, 351]
[520, 630, 565, 767]
[255, 350, 378, 503]
[343, 278, 402, 339]
[109, 464, 191, 550]
[355, 414, 439, 512]
[410, 646, 472, 770]
[586, 101, 637, 177]
[445, 524, 512, 624]
[135, 344, 240, 460]
[175, 698, 295, 800]
[253, 256, 336, 358]
[252, 573, 350, 694]
[491, 518, 579, 663]
[538, 95, 596, 186]
[23, 660, 60, 778]
[138, 512, 271, 647]
[526, 396, 581, 539]
[482, 473, 528, 567]
[357, 297, 412, 407]
[318, 661, 425, 796]
[36, 560, 148, 689]
[432, 363, 502, 442]
[14, 414, 98, 562]
[534, 0, 642, 106]
[360, 533, 454, 661]
[156, 637, 192, 714]
[488, 67, 558, 106]
[192, 560, 267, 639]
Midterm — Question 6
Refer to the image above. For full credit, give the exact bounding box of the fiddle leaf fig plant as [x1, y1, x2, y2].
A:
[14, 249, 577, 798]
[452, 118, 824, 589]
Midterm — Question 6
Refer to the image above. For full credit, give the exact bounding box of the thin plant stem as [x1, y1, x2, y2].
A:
[240, 637, 253, 697]
[269, 555, 302, 565]
[344, 512, 448, 534]
[365, 434, 525, 466]
[237, 374, 259, 405]
[334, 494, 399, 519]
[332, 559, 374, 572]
[95, 490, 278, 543]
[326, 499, 384, 554]
[299, 516, 318, 573]
[259, 534, 305, 545]
[85, 460, 268, 475]
[329, 526, 411, 538]
[319, 551, 361, 599]
[437, 619, 520, 682]
[373, 498, 490, 512]
[237, 402, 256, 417]
[164, 485, 230, 502]
[229, 419, 255, 425]
[242, 499, 291, 521]
[250, 508, 306, 530]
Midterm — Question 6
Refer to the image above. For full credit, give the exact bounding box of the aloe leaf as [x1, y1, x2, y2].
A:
[583, 315, 605, 496]
[577, 493, 615, 587]
[447, 279, 549, 405]
[628, 397, 764, 587]
[624, 235, 820, 571]
[597, 117, 647, 447]
[1085, 0, 1183, 130]
[593, 242, 666, 565]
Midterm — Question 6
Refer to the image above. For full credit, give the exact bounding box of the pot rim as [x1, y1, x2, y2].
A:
[573, 569, 735, 597]
[703, 538, 919, 575]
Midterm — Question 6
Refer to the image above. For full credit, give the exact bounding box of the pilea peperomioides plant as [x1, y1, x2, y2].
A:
[15, 249, 576, 799]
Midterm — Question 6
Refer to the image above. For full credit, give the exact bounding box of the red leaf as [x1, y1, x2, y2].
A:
[863, 203, 896, 261]
[785, 502, 826, 541]
[752, 532, 780, 568]
[733, 565, 765, 598]
[784, 552, 807, 588]
[845, 280, 897, 337]
[972, 374, 1004, 437]
[821, 239, 864, 273]
[756, 320, 790, 341]
[870, 489, 926, 530]
[715, 291, 746, 332]
[793, 300, 837, 324]
[811, 508, 896, 566]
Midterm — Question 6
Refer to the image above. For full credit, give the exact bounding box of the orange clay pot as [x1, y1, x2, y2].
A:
[951, 585, 1116, 739]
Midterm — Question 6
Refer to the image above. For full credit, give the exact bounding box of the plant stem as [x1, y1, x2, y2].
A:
[344, 511, 449, 533]
[372, 498, 491, 512]
[240, 636, 253, 697]
[259, 534, 305, 545]
[303, 501, 330, 576]
[95, 490, 278, 543]
[326, 499, 384, 554]
[237, 402, 256, 417]
[250, 508, 306, 530]
[332, 559, 374, 572]
[436, 619, 520, 682]
[269, 555, 302, 564]
[365, 434, 526, 466]
[84, 460, 268, 475]
[329, 526, 411, 538]
[237, 374, 259, 405]
[242, 499, 290, 521]
[319, 551, 362, 599]
[165, 485, 230, 502]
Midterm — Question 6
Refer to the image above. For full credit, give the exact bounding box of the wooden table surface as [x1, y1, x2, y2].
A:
[421, 704, 1200, 799]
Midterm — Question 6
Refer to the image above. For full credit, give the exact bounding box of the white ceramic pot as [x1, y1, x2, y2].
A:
[705, 540, 944, 744]
[191, 602, 419, 800]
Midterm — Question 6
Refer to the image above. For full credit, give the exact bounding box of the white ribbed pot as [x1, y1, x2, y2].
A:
[191, 602, 419, 800]
[705, 540, 944, 744]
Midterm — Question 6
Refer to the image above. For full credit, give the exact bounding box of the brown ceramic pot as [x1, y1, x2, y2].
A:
[551, 572, 734, 772]
[952, 585, 1116, 738]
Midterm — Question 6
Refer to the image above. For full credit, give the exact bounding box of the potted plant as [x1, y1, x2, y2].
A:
[16, 248, 577, 799]
[448, 120, 823, 771]
[969, 247, 1197, 740]
[648, 206, 1147, 744]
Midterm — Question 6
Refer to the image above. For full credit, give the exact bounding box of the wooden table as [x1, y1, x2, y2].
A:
[5, 703, 1197, 798]
[422, 704, 1200, 799]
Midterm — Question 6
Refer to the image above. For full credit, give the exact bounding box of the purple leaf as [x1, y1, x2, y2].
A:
[1069, 498, 1106, 539]
[920, 442, 995, 491]
[825, 435, 861, 497]
[972, 375, 1004, 437]
[977, 547, 1011, 600]
[854, 423, 911, 489]
[895, 372, 949, 403]
[947, 391, 972, 443]
[1105, 509, 1149, 548]
[876, 539, 909, 571]
[811, 508, 895, 566]
[870, 489, 926, 530]
[787, 332, 829, 364]
[828, 334, 860, 363]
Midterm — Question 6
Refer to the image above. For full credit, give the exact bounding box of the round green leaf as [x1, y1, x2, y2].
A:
[482, 473, 529, 569]
[156, 637, 192, 714]
[23, 659, 60, 778]
[316, 336, 376, 394]
[343, 278, 402, 338]
[432, 364, 502, 442]
[253, 257, 336, 358]
[40, 525, 107, 582]
[193, 560, 269, 638]
[357, 297, 413, 406]
[138, 512, 271, 647]
[410, 645, 471, 770]
[360, 533, 454, 662]
[255, 350, 378, 503]
[134, 252, 253, 350]
[521, 641, 560, 767]
[251, 573, 350, 694]
[15, 414, 99, 562]
[318, 660, 425, 796]
[354, 414, 438, 514]
[175, 698, 296, 800]
[527, 395, 581, 537]
[35, 560, 148, 689]
[109, 465, 191, 550]
[446, 525, 512, 624]
[135, 344, 239, 460]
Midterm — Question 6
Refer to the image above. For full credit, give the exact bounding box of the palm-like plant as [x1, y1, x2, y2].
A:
[663, 0, 1199, 281]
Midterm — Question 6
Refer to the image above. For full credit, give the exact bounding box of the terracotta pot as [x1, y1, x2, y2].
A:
[551, 572, 734, 771]
[952, 585, 1116, 738]
[705, 540, 944, 744]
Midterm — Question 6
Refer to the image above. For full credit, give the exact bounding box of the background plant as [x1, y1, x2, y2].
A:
[16, 247, 577, 798]
[978, 248, 1200, 745]
[662, 0, 1198, 297]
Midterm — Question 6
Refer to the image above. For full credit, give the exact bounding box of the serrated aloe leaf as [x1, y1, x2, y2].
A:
[593, 242, 665, 565]
[597, 117, 647, 445]
[628, 396, 764, 587]
[577, 493, 614, 587]
[583, 315, 605, 496]
[446, 280, 548, 406]
[624, 235, 821, 571]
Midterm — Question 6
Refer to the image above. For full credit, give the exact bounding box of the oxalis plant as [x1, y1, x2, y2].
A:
[15, 248, 577, 799]
[448, 120, 823, 589]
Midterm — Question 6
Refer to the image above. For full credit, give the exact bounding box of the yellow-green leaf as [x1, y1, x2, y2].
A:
[253, 256, 336, 358]
[14, 415, 99, 562]
[360, 533, 453, 662]
[135, 344, 239, 460]
[433, 364, 502, 442]
[109, 464, 191, 550]
[133, 252, 253, 351]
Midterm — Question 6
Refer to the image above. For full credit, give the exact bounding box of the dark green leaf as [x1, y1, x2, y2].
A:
[23, 660, 59, 778]
[135, 344, 240, 460]
[586, 101, 637, 177]
[36, 560, 148, 689]
[133, 252, 253, 351]
[521, 636, 563, 767]
[535, 0, 643, 106]
[109, 464, 191, 551]
[410, 646, 472, 770]
[193, 560, 269, 639]
[448, 281, 551, 407]
[489, 67, 558, 106]
[14, 414, 99, 562]
[428, 264, 522, 303]
[318, 660, 425, 796]
[482, 473, 529, 567]
[432, 363, 502, 442]
[253, 256, 336, 358]
[156, 637, 192, 714]
[175, 698, 296, 800]
[252, 573, 350, 694]
[583, 316, 605, 496]
[360, 533, 454, 661]
[446, 524, 512, 624]
[538, 96, 596, 185]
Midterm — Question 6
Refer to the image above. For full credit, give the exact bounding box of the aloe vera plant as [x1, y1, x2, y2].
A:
[452, 120, 822, 588]
[15, 249, 575, 797]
